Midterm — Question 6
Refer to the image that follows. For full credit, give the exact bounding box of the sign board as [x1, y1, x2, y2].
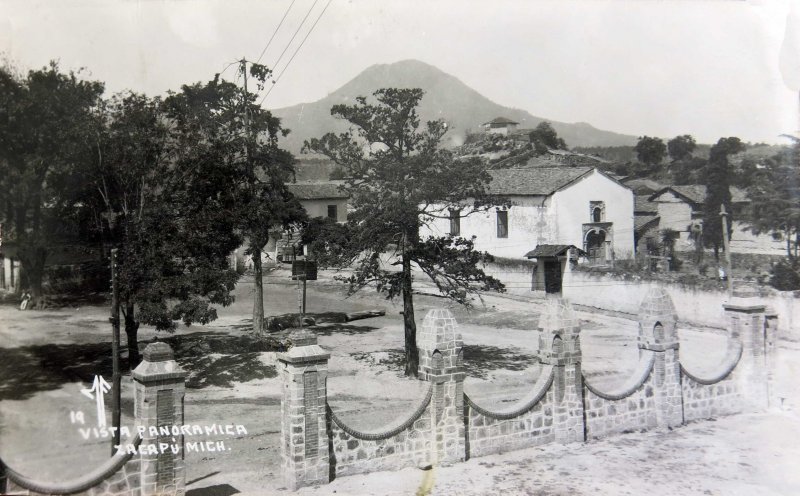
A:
[291, 260, 318, 281]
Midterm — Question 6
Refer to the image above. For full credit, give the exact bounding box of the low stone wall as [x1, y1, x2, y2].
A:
[464, 367, 556, 457]
[584, 352, 659, 438]
[0, 343, 187, 496]
[281, 290, 775, 491]
[328, 387, 434, 476]
[681, 355, 741, 422]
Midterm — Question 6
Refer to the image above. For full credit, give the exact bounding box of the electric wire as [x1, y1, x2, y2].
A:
[266, 0, 320, 81]
[255, 0, 298, 66]
[259, 0, 333, 106]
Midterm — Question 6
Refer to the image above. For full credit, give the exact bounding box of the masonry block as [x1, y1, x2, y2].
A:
[537, 297, 584, 444]
[637, 287, 682, 429]
[133, 342, 187, 496]
[278, 329, 331, 490]
[724, 299, 769, 410]
[417, 309, 466, 465]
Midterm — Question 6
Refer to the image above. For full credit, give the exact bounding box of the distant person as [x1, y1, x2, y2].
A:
[19, 291, 31, 310]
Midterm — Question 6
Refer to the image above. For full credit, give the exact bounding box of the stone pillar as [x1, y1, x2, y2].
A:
[278, 329, 331, 491]
[133, 342, 187, 496]
[417, 309, 466, 466]
[537, 297, 584, 444]
[637, 287, 683, 429]
[723, 301, 768, 409]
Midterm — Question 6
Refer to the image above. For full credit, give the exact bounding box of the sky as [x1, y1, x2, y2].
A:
[0, 0, 797, 144]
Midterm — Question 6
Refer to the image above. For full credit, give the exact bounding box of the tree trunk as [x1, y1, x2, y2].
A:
[251, 243, 265, 335]
[124, 302, 141, 370]
[19, 246, 47, 308]
[402, 254, 419, 378]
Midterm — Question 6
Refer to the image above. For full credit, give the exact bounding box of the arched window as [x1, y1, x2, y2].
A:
[592, 207, 602, 222]
[653, 322, 664, 342]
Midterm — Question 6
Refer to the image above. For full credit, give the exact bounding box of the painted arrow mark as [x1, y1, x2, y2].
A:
[81, 375, 111, 428]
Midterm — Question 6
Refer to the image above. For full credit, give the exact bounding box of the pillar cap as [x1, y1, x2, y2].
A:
[143, 341, 174, 362]
[133, 342, 186, 383]
[723, 302, 767, 313]
[278, 329, 330, 365]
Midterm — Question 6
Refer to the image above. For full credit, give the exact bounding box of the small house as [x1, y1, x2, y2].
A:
[481, 117, 519, 135]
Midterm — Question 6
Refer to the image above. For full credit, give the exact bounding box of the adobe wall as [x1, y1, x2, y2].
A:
[563, 270, 798, 334]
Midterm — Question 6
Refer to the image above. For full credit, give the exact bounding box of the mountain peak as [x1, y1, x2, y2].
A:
[272, 61, 637, 153]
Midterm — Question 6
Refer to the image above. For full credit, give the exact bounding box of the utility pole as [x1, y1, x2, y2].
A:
[720, 204, 734, 297]
[241, 57, 250, 138]
[240, 57, 266, 335]
[109, 248, 121, 455]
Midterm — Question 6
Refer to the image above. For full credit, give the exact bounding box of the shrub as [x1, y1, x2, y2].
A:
[769, 260, 800, 291]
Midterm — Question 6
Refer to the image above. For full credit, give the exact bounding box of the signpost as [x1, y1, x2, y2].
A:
[291, 257, 317, 316]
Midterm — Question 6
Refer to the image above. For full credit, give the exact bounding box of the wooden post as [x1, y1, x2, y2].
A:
[720, 204, 734, 297]
[110, 248, 121, 456]
[302, 276, 307, 315]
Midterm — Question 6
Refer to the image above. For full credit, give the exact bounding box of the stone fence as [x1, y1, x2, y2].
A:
[281, 288, 777, 490]
[0, 342, 187, 496]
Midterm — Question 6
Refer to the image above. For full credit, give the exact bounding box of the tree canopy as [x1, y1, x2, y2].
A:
[304, 88, 504, 376]
[634, 136, 667, 173]
[667, 134, 696, 162]
[703, 137, 746, 258]
[529, 121, 567, 155]
[0, 62, 105, 306]
[743, 138, 800, 261]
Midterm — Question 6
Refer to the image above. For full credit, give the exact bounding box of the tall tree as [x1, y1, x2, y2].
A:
[233, 61, 306, 335]
[304, 88, 504, 377]
[0, 62, 104, 306]
[634, 136, 666, 174]
[83, 81, 252, 368]
[529, 121, 567, 155]
[703, 137, 746, 260]
[743, 138, 800, 260]
[667, 134, 696, 161]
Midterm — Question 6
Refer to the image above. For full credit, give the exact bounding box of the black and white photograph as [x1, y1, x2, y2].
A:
[0, 1, 798, 494]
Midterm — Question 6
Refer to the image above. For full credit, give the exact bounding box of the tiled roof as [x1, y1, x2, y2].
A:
[634, 215, 660, 233]
[634, 195, 658, 214]
[287, 181, 348, 200]
[622, 178, 665, 194]
[650, 185, 749, 205]
[483, 117, 519, 125]
[487, 167, 593, 196]
[524, 244, 585, 258]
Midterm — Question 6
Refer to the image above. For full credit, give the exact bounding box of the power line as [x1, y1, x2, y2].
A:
[219, 59, 240, 79]
[268, 0, 320, 78]
[255, 0, 298, 66]
[260, 0, 332, 106]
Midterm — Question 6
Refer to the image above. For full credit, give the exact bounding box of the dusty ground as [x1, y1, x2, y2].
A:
[0, 268, 798, 495]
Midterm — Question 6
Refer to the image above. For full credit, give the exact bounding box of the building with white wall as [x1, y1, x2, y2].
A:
[286, 181, 348, 223]
[481, 117, 519, 135]
[423, 167, 634, 259]
[421, 167, 635, 292]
